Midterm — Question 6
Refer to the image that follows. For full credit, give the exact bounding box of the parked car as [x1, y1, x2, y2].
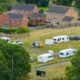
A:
[12, 40, 23, 45]
[1, 37, 10, 43]
[30, 58, 34, 63]
[69, 36, 80, 40]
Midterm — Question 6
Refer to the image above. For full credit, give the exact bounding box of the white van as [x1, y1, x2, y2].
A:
[53, 35, 69, 43]
[45, 39, 54, 45]
[1, 37, 10, 43]
[38, 53, 53, 62]
[59, 48, 77, 58]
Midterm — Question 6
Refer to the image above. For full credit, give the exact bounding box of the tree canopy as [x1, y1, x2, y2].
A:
[75, 0, 80, 10]
[52, 0, 73, 6]
[66, 50, 80, 80]
[0, 40, 31, 80]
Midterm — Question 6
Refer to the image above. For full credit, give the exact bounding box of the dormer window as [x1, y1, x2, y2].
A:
[5, 20, 8, 23]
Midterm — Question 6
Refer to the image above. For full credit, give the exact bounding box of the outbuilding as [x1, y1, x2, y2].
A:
[53, 35, 69, 43]
[45, 39, 54, 45]
[59, 48, 77, 58]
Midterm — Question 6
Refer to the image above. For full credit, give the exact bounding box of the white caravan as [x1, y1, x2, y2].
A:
[38, 53, 53, 62]
[45, 39, 54, 45]
[53, 35, 69, 43]
[1, 37, 10, 43]
[59, 48, 77, 58]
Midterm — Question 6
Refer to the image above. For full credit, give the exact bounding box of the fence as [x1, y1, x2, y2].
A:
[0, 33, 29, 39]
[28, 22, 80, 30]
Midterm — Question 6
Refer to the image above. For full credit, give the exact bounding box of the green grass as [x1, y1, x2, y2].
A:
[17, 27, 80, 68]
[28, 63, 71, 80]
[39, 7, 48, 11]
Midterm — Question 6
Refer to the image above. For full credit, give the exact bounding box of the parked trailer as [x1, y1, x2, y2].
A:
[45, 39, 54, 45]
[38, 53, 53, 62]
[59, 48, 77, 58]
[52, 35, 69, 43]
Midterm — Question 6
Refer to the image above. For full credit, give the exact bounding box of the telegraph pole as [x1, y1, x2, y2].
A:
[11, 56, 13, 80]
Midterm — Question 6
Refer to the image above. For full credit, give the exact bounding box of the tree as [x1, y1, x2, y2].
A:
[66, 50, 80, 80]
[0, 40, 31, 80]
[75, 0, 80, 10]
[52, 0, 73, 6]
[0, 52, 11, 80]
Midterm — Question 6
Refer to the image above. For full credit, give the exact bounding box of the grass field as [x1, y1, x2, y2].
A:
[16, 27, 80, 68]
[17, 27, 80, 80]
[28, 63, 71, 80]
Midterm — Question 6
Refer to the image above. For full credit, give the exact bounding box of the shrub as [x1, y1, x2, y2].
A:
[0, 27, 30, 34]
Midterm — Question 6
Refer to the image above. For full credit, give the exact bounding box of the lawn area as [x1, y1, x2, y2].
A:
[17, 27, 80, 68]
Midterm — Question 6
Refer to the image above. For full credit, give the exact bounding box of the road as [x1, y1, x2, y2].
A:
[31, 61, 70, 71]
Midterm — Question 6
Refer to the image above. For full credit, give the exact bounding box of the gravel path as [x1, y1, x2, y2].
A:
[31, 61, 70, 71]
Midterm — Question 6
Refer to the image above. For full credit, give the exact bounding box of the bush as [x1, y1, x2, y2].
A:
[0, 27, 30, 34]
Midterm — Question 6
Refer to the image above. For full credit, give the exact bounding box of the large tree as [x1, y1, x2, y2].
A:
[66, 50, 80, 80]
[0, 40, 31, 80]
[75, 0, 80, 10]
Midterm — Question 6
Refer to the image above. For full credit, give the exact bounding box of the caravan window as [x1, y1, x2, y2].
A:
[58, 39, 59, 41]
[73, 51, 76, 53]
[60, 53, 64, 55]
[67, 37, 69, 39]
[48, 56, 53, 58]
[62, 38, 64, 40]
[66, 53, 68, 55]
[54, 39, 56, 41]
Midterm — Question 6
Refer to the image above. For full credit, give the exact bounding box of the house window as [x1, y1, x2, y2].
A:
[16, 26, 19, 28]
[5, 20, 8, 23]
[28, 17, 31, 20]
[4, 24, 8, 28]
[12, 26, 14, 28]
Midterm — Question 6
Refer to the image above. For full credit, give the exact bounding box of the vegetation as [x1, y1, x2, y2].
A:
[17, 0, 49, 7]
[0, 0, 15, 14]
[66, 50, 80, 80]
[52, 0, 73, 6]
[0, 27, 30, 34]
[29, 63, 70, 80]
[0, 40, 31, 80]
[75, 0, 80, 10]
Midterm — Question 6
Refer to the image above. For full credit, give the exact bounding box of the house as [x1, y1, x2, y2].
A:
[29, 13, 46, 25]
[45, 4, 78, 24]
[0, 12, 28, 28]
[11, 4, 39, 17]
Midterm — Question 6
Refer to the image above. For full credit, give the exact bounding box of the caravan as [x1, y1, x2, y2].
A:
[53, 35, 69, 43]
[59, 48, 77, 58]
[38, 52, 53, 62]
[45, 39, 54, 45]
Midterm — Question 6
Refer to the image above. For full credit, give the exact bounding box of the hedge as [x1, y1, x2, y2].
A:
[0, 27, 30, 34]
